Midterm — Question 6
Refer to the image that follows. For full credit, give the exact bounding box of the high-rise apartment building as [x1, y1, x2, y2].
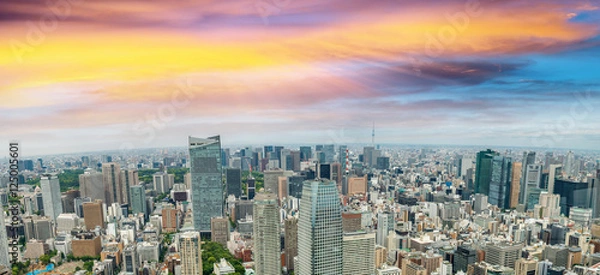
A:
[180, 231, 203, 275]
[41, 174, 63, 221]
[189, 136, 223, 235]
[342, 231, 376, 275]
[297, 180, 343, 275]
[102, 162, 122, 205]
[253, 192, 281, 275]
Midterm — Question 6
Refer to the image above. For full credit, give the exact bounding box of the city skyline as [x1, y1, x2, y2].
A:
[1, 0, 600, 155]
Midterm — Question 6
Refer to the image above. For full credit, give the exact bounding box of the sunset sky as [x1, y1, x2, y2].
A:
[1, 0, 599, 155]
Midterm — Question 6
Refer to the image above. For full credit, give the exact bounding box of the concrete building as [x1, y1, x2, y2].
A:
[211, 217, 229, 247]
[213, 258, 236, 275]
[83, 201, 104, 230]
[180, 231, 202, 275]
[72, 233, 102, 258]
[510, 162, 522, 208]
[484, 242, 523, 269]
[79, 170, 105, 202]
[515, 257, 538, 275]
[297, 180, 343, 275]
[342, 231, 376, 275]
[189, 136, 223, 236]
[102, 162, 123, 205]
[253, 192, 281, 275]
[284, 216, 298, 272]
[41, 173, 63, 221]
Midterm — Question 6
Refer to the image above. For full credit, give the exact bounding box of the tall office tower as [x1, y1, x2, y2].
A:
[153, 172, 169, 194]
[547, 165, 562, 194]
[253, 192, 281, 275]
[74, 197, 92, 218]
[298, 180, 343, 275]
[62, 189, 80, 213]
[299, 146, 312, 161]
[454, 245, 477, 273]
[338, 145, 348, 166]
[274, 146, 284, 168]
[331, 162, 342, 187]
[284, 216, 298, 272]
[290, 150, 301, 172]
[377, 212, 394, 246]
[278, 177, 288, 203]
[123, 245, 137, 273]
[79, 170, 105, 202]
[489, 156, 512, 209]
[515, 257, 538, 275]
[102, 162, 122, 205]
[519, 152, 536, 204]
[565, 151, 575, 177]
[484, 242, 523, 269]
[323, 144, 335, 163]
[264, 169, 284, 194]
[280, 149, 291, 170]
[459, 156, 474, 179]
[210, 217, 229, 247]
[534, 192, 561, 219]
[475, 149, 499, 195]
[363, 146, 375, 167]
[0, 203, 10, 266]
[130, 185, 147, 218]
[318, 163, 332, 180]
[522, 165, 543, 209]
[342, 232, 376, 275]
[180, 231, 203, 275]
[510, 162, 522, 208]
[226, 168, 242, 198]
[120, 169, 138, 205]
[41, 174, 63, 221]
[189, 136, 223, 235]
[542, 245, 568, 268]
[83, 201, 105, 229]
[81, 156, 90, 167]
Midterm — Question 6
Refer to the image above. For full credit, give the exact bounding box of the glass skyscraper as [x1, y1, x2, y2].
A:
[297, 180, 343, 275]
[189, 136, 223, 235]
[41, 174, 63, 221]
[475, 149, 499, 195]
[489, 156, 512, 209]
[130, 185, 147, 218]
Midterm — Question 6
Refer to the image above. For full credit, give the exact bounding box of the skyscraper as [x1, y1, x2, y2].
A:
[130, 185, 147, 218]
[488, 156, 512, 209]
[79, 170, 105, 202]
[510, 162, 522, 208]
[120, 169, 138, 206]
[102, 162, 122, 205]
[475, 149, 499, 195]
[41, 174, 63, 221]
[298, 180, 343, 275]
[284, 216, 298, 272]
[299, 146, 312, 161]
[153, 172, 169, 194]
[189, 136, 223, 235]
[253, 192, 281, 275]
[180, 231, 203, 275]
[519, 151, 536, 204]
[522, 165, 542, 209]
[226, 168, 242, 198]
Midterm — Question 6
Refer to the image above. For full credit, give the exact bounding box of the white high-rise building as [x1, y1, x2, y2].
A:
[534, 192, 561, 219]
[298, 180, 343, 274]
[41, 174, 63, 221]
[343, 232, 376, 275]
[253, 192, 281, 275]
[180, 231, 202, 275]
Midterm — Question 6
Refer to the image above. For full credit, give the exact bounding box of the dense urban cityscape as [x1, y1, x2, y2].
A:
[1, 138, 600, 275]
[2, 0, 600, 275]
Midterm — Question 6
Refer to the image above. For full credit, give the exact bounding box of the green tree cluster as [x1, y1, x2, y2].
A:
[201, 242, 245, 275]
[58, 169, 85, 192]
[167, 167, 189, 183]
[241, 171, 264, 193]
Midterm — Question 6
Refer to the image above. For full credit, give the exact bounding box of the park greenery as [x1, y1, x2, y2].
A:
[201, 241, 245, 275]
[241, 171, 264, 194]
